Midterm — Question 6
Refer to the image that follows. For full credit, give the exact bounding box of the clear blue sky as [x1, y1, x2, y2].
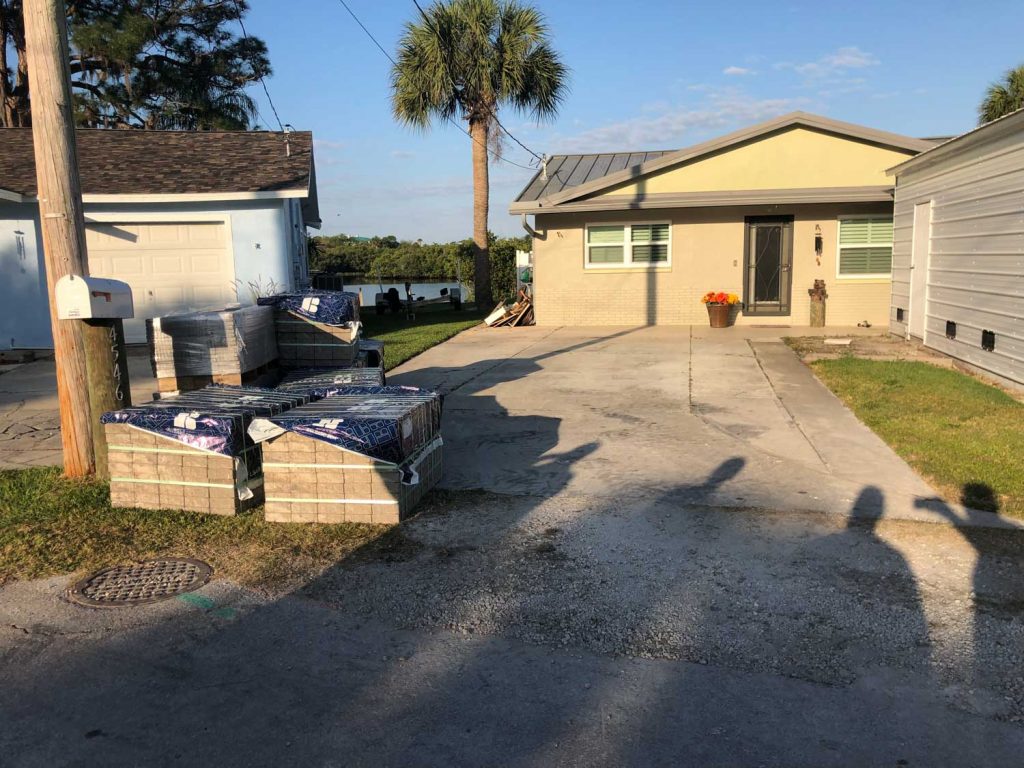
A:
[244, 0, 1024, 242]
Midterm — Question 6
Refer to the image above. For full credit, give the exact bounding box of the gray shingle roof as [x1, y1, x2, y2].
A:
[514, 150, 668, 203]
[0, 128, 313, 198]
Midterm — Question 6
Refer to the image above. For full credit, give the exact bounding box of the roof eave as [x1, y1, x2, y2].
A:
[0, 187, 25, 203]
[887, 107, 1024, 176]
[510, 185, 895, 215]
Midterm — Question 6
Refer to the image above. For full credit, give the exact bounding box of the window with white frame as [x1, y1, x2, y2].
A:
[837, 216, 893, 276]
[585, 222, 671, 267]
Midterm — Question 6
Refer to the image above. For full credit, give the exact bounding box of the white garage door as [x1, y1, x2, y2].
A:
[85, 221, 237, 342]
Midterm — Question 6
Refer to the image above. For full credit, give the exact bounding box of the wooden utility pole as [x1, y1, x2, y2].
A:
[23, 0, 109, 477]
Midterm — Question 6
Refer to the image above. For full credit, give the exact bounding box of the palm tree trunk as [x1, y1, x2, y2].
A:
[470, 117, 493, 309]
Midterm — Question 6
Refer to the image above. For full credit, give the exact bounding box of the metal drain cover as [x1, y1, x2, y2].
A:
[68, 558, 212, 608]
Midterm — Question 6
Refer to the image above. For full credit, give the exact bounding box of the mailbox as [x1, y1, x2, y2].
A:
[55, 275, 134, 320]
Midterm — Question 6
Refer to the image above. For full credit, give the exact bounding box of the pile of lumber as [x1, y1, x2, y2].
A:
[485, 290, 534, 327]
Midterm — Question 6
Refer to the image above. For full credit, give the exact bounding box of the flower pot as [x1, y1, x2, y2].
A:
[706, 303, 731, 328]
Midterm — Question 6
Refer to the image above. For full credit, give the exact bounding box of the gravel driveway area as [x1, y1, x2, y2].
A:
[3, 325, 1024, 766]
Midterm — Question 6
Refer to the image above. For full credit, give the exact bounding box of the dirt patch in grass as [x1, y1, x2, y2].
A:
[785, 334, 954, 365]
[810, 358, 1024, 518]
[0, 467, 393, 592]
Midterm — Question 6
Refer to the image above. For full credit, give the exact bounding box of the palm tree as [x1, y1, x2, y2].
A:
[979, 64, 1024, 125]
[391, 0, 567, 309]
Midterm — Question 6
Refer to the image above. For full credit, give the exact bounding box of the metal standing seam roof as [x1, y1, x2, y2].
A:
[514, 150, 669, 203]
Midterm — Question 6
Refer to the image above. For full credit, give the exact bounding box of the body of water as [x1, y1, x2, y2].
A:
[343, 280, 469, 305]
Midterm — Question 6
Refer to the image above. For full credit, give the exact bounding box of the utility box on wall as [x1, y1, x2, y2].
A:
[55, 275, 134, 320]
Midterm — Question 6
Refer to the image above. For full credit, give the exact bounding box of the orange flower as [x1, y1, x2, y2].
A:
[702, 290, 739, 305]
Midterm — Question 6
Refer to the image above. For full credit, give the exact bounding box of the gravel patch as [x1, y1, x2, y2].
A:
[306, 489, 1024, 722]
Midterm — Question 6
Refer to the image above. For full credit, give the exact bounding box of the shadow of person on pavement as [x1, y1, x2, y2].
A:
[914, 487, 1024, 721]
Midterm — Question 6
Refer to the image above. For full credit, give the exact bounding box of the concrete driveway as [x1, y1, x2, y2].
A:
[3, 325, 1024, 766]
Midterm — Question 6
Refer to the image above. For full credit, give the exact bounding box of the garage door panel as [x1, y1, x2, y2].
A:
[151, 255, 185, 274]
[189, 252, 228, 273]
[187, 227, 226, 247]
[85, 221, 234, 342]
[87, 224, 142, 249]
[193, 286, 233, 307]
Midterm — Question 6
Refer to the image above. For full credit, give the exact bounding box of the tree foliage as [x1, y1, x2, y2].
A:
[310, 232, 530, 302]
[390, 0, 567, 308]
[0, 0, 271, 129]
[979, 64, 1024, 125]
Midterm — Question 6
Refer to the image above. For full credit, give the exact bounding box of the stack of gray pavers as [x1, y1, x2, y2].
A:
[255, 385, 443, 525]
[103, 385, 308, 515]
[147, 305, 278, 393]
[257, 290, 364, 368]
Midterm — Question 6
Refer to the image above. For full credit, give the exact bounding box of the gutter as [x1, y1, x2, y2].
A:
[520, 213, 544, 240]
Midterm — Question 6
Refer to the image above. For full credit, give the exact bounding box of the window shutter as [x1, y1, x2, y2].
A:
[588, 225, 625, 244]
[631, 223, 670, 242]
[589, 246, 624, 264]
[840, 246, 892, 274]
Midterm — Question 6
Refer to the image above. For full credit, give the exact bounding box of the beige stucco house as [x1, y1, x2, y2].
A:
[509, 112, 937, 327]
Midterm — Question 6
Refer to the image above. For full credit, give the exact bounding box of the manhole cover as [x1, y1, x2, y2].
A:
[68, 558, 212, 608]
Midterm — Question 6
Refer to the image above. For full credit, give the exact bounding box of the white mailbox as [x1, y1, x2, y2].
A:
[55, 275, 134, 320]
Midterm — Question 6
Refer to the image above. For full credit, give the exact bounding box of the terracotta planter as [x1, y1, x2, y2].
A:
[706, 303, 731, 328]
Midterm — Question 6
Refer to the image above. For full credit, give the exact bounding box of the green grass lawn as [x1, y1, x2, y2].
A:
[361, 302, 486, 371]
[0, 466, 432, 589]
[811, 358, 1024, 518]
[0, 304, 482, 587]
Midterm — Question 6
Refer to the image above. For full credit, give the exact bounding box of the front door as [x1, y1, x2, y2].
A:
[743, 216, 793, 316]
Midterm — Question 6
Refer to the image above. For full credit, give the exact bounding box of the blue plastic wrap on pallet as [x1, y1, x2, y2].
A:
[259, 385, 442, 464]
[101, 385, 308, 456]
[257, 290, 360, 326]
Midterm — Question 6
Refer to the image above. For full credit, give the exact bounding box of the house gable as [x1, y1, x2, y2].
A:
[510, 112, 933, 213]
[589, 126, 919, 202]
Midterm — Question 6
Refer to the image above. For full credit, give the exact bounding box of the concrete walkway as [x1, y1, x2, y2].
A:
[0, 350, 155, 469]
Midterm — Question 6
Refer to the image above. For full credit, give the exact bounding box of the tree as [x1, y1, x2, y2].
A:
[979, 64, 1024, 125]
[391, 0, 567, 309]
[0, 0, 271, 129]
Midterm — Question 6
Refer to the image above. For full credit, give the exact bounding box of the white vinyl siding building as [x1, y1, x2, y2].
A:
[888, 108, 1024, 386]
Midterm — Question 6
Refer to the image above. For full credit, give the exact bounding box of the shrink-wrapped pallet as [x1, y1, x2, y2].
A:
[147, 305, 277, 393]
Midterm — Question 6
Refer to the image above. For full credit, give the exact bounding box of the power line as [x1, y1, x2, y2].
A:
[232, 0, 285, 132]
[335, 0, 536, 171]
[410, 0, 544, 164]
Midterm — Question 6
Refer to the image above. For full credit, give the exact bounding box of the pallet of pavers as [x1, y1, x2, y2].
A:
[148, 305, 278, 393]
[257, 290, 362, 368]
[276, 366, 386, 397]
[102, 385, 308, 516]
[251, 386, 443, 525]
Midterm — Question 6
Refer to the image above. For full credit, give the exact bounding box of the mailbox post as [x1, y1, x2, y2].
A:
[55, 275, 134, 478]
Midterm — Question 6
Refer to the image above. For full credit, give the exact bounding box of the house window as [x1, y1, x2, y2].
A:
[837, 217, 893, 277]
[585, 223, 671, 268]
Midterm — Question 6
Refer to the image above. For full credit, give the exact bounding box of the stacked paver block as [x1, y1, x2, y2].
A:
[106, 424, 252, 515]
[258, 386, 443, 525]
[103, 386, 307, 516]
[147, 305, 278, 393]
[272, 310, 361, 367]
[257, 290, 362, 368]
